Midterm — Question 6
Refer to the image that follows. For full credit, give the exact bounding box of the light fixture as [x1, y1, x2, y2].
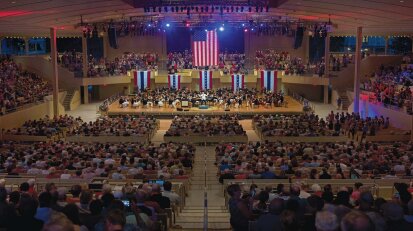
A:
[219, 26, 224, 31]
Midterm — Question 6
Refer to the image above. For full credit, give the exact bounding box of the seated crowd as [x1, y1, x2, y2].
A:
[253, 111, 390, 137]
[226, 181, 413, 231]
[0, 179, 183, 230]
[255, 50, 315, 76]
[58, 51, 159, 77]
[165, 115, 246, 136]
[361, 64, 413, 108]
[329, 54, 353, 71]
[5, 115, 83, 136]
[116, 87, 285, 109]
[0, 142, 194, 180]
[167, 51, 247, 74]
[0, 57, 52, 114]
[217, 141, 413, 183]
[70, 115, 158, 137]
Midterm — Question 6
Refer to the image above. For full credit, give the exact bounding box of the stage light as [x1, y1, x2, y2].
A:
[219, 26, 224, 31]
[166, 23, 170, 27]
[244, 29, 248, 32]
[242, 23, 245, 27]
[186, 23, 190, 27]
[148, 23, 152, 27]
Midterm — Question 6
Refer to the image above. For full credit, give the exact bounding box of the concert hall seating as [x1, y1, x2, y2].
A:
[164, 115, 248, 143]
[0, 57, 52, 114]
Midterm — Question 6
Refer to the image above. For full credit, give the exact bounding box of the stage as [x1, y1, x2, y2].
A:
[106, 96, 304, 117]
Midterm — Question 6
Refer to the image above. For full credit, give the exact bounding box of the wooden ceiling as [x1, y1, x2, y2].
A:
[0, 0, 412, 37]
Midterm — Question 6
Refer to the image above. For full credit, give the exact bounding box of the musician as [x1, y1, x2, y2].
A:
[200, 92, 207, 105]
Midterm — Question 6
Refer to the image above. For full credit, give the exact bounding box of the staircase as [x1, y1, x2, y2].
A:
[151, 120, 172, 145]
[63, 89, 75, 111]
[337, 91, 350, 111]
[174, 146, 231, 230]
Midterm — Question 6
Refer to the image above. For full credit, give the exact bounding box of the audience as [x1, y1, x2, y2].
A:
[5, 115, 83, 136]
[70, 115, 157, 137]
[216, 140, 413, 181]
[165, 114, 246, 136]
[0, 58, 52, 114]
[253, 111, 390, 137]
[361, 64, 413, 109]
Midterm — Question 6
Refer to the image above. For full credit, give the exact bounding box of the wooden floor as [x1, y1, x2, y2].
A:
[106, 96, 303, 116]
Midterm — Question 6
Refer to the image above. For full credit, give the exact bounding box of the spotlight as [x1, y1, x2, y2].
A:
[219, 26, 224, 31]
[186, 23, 190, 27]
[242, 23, 245, 27]
[166, 23, 170, 27]
[244, 29, 248, 32]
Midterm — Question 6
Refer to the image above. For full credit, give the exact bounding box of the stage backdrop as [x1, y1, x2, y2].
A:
[166, 27, 245, 53]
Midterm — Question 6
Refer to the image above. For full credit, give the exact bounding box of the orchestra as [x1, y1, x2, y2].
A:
[117, 87, 286, 109]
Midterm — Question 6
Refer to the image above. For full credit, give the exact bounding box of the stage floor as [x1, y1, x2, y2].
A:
[106, 96, 303, 117]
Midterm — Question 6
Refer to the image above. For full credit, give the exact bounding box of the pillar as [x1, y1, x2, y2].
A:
[304, 31, 310, 64]
[24, 37, 29, 55]
[50, 28, 59, 117]
[324, 33, 330, 78]
[102, 34, 108, 59]
[384, 36, 389, 55]
[82, 36, 88, 78]
[353, 27, 363, 113]
[323, 85, 329, 104]
[0, 37, 2, 54]
[411, 36, 413, 53]
[82, 86, 89, 104]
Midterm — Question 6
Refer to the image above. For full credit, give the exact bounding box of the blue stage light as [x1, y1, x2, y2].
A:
[219, 26, 224, 31]
[166, 23, 170, 27]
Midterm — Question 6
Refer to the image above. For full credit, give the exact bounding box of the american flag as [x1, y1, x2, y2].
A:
[193, 30, 218, 67]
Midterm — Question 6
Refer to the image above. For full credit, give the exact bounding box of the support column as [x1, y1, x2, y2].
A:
[324, 33, 330, 78]
[384, 36, 389, 55]
[82, 36, 88, 78]
[0, 37, 2, 54]
[50, 28, 59, 117]
[353, 27, 363, 113]
[83, 86, 89, 104]
[102, 34, 108, 59]
[304, 31, 310, 64]
[411, 36, 413, 53]
[323, 85, 329, 104]
[24, 37, 29, 55]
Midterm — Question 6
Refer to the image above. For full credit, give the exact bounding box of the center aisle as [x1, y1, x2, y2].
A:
[174, 146, 231, 230]
[239, 119, 261, 142]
